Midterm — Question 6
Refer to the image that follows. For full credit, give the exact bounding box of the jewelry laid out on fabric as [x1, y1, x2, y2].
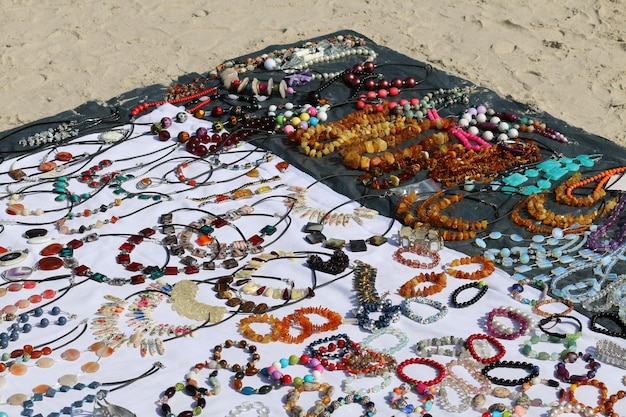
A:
[156, 362, 220, 417]
[341, 371, 393, 396]
[457, 105, 569, 144]
[225, 400, 270, 417]
[438, 376, 474, 413]
[262, 354, 325, 387]
[562, 378, 608, 414]
[283, 184, 379, 227]
[466, 333, 506, 365]
[397, 271, 447, 298]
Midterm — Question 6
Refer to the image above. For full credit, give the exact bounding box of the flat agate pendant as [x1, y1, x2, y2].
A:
[2, 266, 33, 281]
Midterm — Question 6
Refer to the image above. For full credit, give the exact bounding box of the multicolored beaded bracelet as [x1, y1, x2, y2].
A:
[284, 381, 335, 417]
[261, 354, 324, 386]
[563, 378, 608, 414]
[554, 351, 601, 383]
[316, 393, 377, 417]
[388, 381, 436, 415]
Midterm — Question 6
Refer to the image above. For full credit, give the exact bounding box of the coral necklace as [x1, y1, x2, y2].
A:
[561, 166, 626, 206]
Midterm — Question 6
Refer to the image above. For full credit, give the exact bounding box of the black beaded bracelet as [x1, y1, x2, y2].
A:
[538, 314, 583, 340]
[588, 312, 626, 338]
[480, 360, 540, 386]
[449, 280, 488, 308]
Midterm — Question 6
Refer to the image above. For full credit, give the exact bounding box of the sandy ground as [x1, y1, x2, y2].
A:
[1, 0, 625, 145]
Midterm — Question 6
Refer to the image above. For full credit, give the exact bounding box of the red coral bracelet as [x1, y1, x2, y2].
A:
[396, 357, 446, 387]
[466, 333, 506, 364]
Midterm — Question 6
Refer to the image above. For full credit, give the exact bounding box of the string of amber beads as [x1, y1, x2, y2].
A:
[445, 255, 495, 280]
[604, 389, 626, 417]
[238, 313, 283, 343]
[565, 378, 608, 414]
[397, 272, 447, 298]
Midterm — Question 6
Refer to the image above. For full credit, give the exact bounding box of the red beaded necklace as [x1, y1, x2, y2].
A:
[130, 87, 219, 118]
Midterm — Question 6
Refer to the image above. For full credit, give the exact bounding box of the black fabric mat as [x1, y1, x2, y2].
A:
[1, 30, 624, 327]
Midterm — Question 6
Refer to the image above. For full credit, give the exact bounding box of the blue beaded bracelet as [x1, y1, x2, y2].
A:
[400, 296, 448, 324]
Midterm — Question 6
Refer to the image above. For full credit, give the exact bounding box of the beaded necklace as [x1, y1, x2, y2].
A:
[458, 105, 569, 144]
[212, 34, 374, 75]
[14, 361, 163, 416]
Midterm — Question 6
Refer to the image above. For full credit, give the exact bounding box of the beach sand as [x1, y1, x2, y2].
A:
[1, 0, 625, 145]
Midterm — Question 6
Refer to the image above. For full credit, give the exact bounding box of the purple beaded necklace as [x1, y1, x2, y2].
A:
[587, 194, 626, 252]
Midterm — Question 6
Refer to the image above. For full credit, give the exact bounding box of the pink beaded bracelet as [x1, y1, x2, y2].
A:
[485, 306, 535, 340]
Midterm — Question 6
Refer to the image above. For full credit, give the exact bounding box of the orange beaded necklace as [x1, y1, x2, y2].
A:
[556, 166, 626, 207]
